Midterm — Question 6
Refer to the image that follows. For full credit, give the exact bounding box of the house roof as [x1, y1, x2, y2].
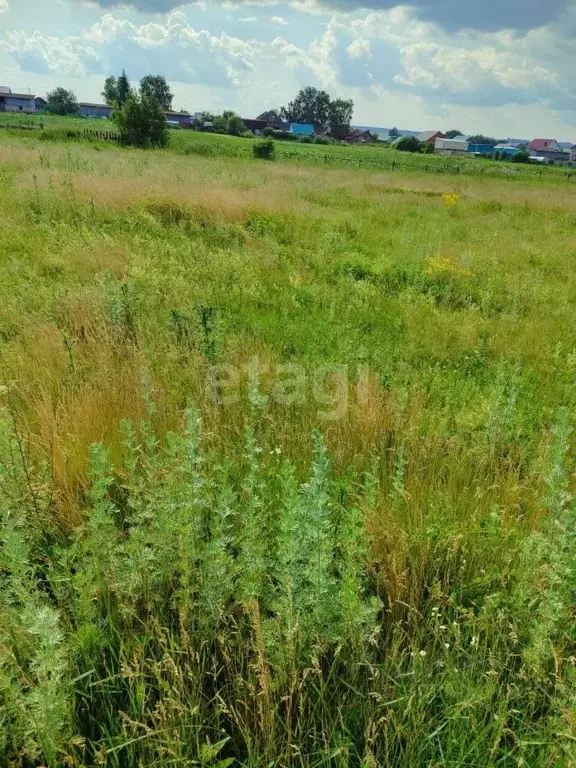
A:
[256, 110, 282, 122]
[165, 110, 191, 117]
[4, 93, 36, 100]
[79, 102, 112, 108]
[527, 138, 563, 152]
[348, 129, 372, 137]
[418, 130, 443, 142]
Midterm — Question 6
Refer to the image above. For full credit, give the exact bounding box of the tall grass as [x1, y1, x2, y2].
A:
[1, 137, 576, 765]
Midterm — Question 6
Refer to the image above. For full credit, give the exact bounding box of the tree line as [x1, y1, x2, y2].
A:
[40, 79, 356, 149]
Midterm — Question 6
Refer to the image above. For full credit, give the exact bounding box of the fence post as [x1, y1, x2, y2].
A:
[392, 161, 396, 171]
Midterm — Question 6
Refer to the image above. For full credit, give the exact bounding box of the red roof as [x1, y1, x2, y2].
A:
[528, 138, 561, 152]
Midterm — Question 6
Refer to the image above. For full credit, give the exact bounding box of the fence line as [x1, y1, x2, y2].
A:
[280, 148, 576, 181]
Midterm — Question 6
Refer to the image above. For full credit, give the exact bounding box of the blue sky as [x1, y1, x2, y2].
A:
[2, 0, 576, 139]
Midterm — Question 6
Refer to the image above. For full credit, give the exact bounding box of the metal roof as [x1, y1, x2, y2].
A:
[3, 93, 36, 100]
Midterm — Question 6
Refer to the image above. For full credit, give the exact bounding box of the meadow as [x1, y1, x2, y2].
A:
[2, 111, 575, 181]
[1, 131, 576, 766]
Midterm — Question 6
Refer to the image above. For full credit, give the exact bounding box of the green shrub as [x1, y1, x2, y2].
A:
[253, 138, 275, 160]
[113, 92, 169, 148]
[396, 136, 424, 153]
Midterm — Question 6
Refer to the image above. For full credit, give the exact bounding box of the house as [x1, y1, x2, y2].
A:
[346, 129, 378, 144]
[165, 110, 192, 126]
[243, 118, 270, 134]
[494, 144, 524, 159]
[418, 130, 444, 145]
[79, 102, 113, 119]
[435, 137, 469, 156]
[256, 110, 286, 129]
[0, 89, 45, 113]
[467, 143, 495, 156]
[289, 122, 315, 137]
[526, 139, 569, 163]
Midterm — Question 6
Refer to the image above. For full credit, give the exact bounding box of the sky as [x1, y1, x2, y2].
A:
[1, 0, 576, 139]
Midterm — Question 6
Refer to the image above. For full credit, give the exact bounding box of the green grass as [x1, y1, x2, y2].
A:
[2, 111, 574, 182]
[1, 135, 576, 766]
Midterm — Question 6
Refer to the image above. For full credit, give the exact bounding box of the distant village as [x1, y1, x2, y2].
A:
[2, 85, 576, 166]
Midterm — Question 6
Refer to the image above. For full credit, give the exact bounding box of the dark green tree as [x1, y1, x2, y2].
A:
[44, 87, 79, 116]
[102, 76, 118, 105]
[116, 70, 131, 108]
[280, 87, 355, 135]
[328, 98, 354, 139]
[113, 92, 169, 148]
[139, 75, 173, 110]
[468, 134, 498, 146]
[445, 129, 464, 139]
[281, 87, 332, 128]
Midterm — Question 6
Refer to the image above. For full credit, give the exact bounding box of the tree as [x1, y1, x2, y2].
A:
[44, 87, 79, 116]
[445, 129, 463, 139]
[395, 136, 423, 153]
[102, 76, 118, 105]
[139, 75, 173, 111]
[328, 98, 354, 139]
[116, 70, 131, 108]
[221, 110, 247, 136]
[113, 92, 169, 148]
[388, 127, 401, 139]
[468, 134, 498, 146]
[281, 87, 332, 128]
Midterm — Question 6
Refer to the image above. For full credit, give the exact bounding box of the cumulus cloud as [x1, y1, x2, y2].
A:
[4, 1, 576, 122]
[83, 0, 572, 32]
[2, 12, 260, 87]
[0, 0, 8, 11]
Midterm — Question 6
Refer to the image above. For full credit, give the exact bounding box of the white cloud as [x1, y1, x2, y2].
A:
[270, 15, 288, 24]
[0, 0, 8, 11]
[2, 12, 261, 87]
[347, 38, 371, 59]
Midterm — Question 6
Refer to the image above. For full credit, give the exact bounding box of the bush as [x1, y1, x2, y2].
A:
[253, 138, 275, 160]
[513, 150, 531, 164]
[263, 127, 274, 137]
[314, 136, 332, 145]
[300, 136, 313, 144]
[396, 136, 424, 153]
[114, 92, 169, 149]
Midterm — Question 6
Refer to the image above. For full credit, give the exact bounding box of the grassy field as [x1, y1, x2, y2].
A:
[2, 111, 575, 181]
[1, 132, 576, 767]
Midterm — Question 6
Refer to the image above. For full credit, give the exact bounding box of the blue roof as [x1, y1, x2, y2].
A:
[467, 144, 495, 154]
[289, 122, 314, 136]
